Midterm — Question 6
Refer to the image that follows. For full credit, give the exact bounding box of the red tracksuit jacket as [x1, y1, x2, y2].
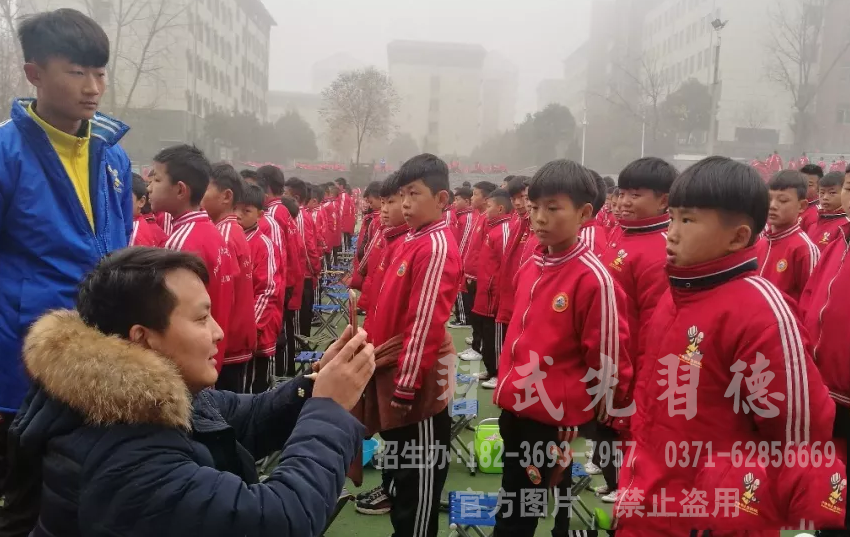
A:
[799, 198, 820, 233]
[339, 191, 356, 235]
[216, 215, 257, 364]
[579, 219, 607, 255]
[258, 214, 287, 309]
[154, 211, 173, 236]
[266, 200, 301, 291]
[801, 222, 850, 408]
[463, 212, 487, 281]
[807, 209, 849, 251]
[443, 206, 458, 232]
[756, 223, 820, 303]
[472, 215, 512, 318]
[600, 214, 670, 358]
[245, 225, 282, 358]
[454, 208, 475, 260]
[494, 241, 632, 427]
[595, 205, 616, 234]
[295, 208, 321, 281]
[496, 214, 531, 325]
[616, 248, 834, 535]
[165, 210, 234, 370]
[353, 210, 378, 280]
[519, 231, 539, 266]
[369, 221, 461, 403]
[308, 207, 328, 253]
[321, 198, 342, 249]
[285, 218, 306, 310]
[131, 215, 167, 247]
[361, 223, 410, 331]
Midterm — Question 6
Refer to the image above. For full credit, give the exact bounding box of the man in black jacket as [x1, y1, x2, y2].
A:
[0, 247, 374, 537]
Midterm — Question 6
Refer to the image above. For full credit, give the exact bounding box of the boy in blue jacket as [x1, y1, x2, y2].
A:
[0, 7, 133, 506]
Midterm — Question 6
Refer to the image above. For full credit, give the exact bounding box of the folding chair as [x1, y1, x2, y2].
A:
[326, 292, 351, 324]
[312, 304, 343, 339]
[448, 491, 498, 537]
[568, 461, 596, 529]
[293, 351, 323, 374]
[449, 373, 479, 474]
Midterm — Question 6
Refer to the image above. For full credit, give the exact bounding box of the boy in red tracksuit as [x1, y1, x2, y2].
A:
[336, 177, 356, 248]
[236, 183, 283, 394]
[495, 177, 531, 342]
[756, 170, 820, 303]
[154, 211, 173, 236]
[600, 157, 677, 360]
[202, 164, 257, 392]
[472, 189, 513, 388]
[307, 185, 329, 258]
[808, 171, 849, 251]
[801, 170, 850, 528]
[799, 164, 824, 232]
[130, 174, 167, 247]
[580, 171, 610, 255]
[458, 181, 497, 362]
[284, 178, 322, 337]
[352, 180, 382, 291]
[449, 186, 475, 329]
[323, 182, 343, 263]
[148, 145, 234, 371]
[358, 154, 461, 536]
[443, 190, 458, 229]
[616, 156, 834, 536]
[493, 160, 632, 537]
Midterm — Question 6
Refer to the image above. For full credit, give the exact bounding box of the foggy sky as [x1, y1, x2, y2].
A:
[266, 0, 591, 123]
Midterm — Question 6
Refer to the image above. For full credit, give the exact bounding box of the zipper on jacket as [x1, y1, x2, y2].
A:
[760, 240, 772, 277]
[814, 234, 849, 361]
[495, 264, 544, 402]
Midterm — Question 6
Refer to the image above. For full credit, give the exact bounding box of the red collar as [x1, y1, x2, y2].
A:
[765, 223, 801, 240]
[667, 247, 758, 291]
[580, 220, 597, 230]
[172, 210, 209, 228]
[620, 213, 670, 234]
[409, 220, 448, 239]
[456, 208, 473, 215]
[266, 199, 282, 208]
[531, 240, 589, 268]
[487, 215, 512, 228]
[215, 214, 238, 229]
[819, 208, 848, 219]
[385, 223, 411, 239]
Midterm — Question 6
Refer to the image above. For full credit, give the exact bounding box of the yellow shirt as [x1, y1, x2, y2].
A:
[27, 103, 93, 229]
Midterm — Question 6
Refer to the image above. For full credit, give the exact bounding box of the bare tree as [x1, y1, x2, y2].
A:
[766, 0, 850, 150]
[736, 101, 771, 129]
[0, 0, 30, 111]
[320, 66, 399, 165]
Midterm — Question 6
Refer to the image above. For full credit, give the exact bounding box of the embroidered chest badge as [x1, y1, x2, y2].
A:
[552, 292, 569, 312]
[822, 472, 846, 515]
[821, 232, 831, 244]
[397, 261, 408, 277]
[609, 249, 628, 271]
[679, 325, 704, 368]
[108, 165, 122, 193]
[776, 259, 788, 272]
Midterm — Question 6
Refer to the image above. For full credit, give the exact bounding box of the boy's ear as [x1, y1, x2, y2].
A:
[176, 181, 190, 202]
[797, 198, 808, 215]
[658, 192, 670, 212]
[223, 188, 234, 205]
[728, 222, 753, 253]
[579, 202, 594, 222]
[436, 189, 449, 209]
[23, 63, 43, 88]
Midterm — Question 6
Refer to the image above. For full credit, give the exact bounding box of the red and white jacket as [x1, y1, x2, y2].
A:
[599, 214, 670, 358]
[801, 222, 850, 407]
[453, 208, 476, 267]
[579, 219, 607, 255]
[321, 198, 342, 249]
[215, 215, 257, 364]
[295, 208, 321, 281]
[258, 214, 287, 309]
[443, 206, 458, 232]
[286, 218, 307, 310]
[369, 221, 461, 404]
[353, 210, 379, 280]
[307, 206, 328, 254]
[131, 215, 167, 247]
[616, 248, 834, 535]
[595, 205, 617, 234]
[496, 214, 531, 325]
[807, 209, 849, 251]
[799, 198, 820, 233]
[339, 191, 356, 234]
[165, 210, 234, 370]
[494, 241, 632, 427]
[266, 200, 301, 290]
[360, 223, 410, 330]
[245, 225, 282, 358]
[472, 215, 512, 318]
[463, 213, 488, 281]
[154, 211, 173, 236]
[756, 223, 820, 303]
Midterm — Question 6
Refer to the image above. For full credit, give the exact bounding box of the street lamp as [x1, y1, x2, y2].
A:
[706, 18, 728, 156]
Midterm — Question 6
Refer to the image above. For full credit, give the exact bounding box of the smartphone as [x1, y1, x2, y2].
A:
[349, 289, 359, 331]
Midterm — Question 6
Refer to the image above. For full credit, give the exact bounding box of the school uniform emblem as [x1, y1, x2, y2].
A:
[820, 232, 831, 244]
[737, 472, 760, 516]
[108, 165, 122, 193]
[526, 465, 542, 485]
[552, 293, 569, 312]
[609, 249, 628, 271]
[678, 326, 704, 368]
[776, 259, 788, 272]
[822, 472, 846, 515]
[397, 261, 408, 277]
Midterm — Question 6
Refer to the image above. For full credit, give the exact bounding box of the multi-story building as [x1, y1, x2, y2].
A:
[387, 40, 487, 157]
[813, 0, 850, 153]
[481, 52, 518, 142]
[21, 0, 274, 162]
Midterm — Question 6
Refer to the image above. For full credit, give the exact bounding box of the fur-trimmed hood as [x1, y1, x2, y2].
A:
[20, 309, 192, 430]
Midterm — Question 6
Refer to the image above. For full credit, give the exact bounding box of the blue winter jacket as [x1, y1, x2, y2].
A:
[0, 99, 133, 413]
[6, 310, 364, 536]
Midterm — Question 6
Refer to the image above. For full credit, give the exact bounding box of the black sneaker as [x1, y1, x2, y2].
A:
[448, 321, 470, 329]
[355, 487, 391, 515]
[355, 484, 384, 502]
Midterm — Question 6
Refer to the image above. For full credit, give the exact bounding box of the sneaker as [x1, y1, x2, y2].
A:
[593, 485, 611, 496]
[355, 488, 392, 515]
[481, 378, 498, 389]
[584, 450, 593, 459]
[600, 489, 621, 503]
[584, 462, 602, 475]
[475, 371, 490, 380]
[459, 349, 483, 361]
[448, 321, 470, 329]
[355, 485, 384, 502]
[465, 336, 473, 345]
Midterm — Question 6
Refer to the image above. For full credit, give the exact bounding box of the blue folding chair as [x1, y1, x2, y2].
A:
[448, 491, 498, 537]
[294, 351, 323, 374]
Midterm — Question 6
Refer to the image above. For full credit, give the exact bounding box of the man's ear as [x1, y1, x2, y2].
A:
[23, 63, 42, 88]
[128, 324, 151, 349]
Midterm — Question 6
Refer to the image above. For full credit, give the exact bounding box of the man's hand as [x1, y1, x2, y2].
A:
[312, 330, 375, 411]
[313, 325, 365, 372]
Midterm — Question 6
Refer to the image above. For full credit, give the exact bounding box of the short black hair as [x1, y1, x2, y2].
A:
[462, 181, 472, 187]
[153, 144, 211, 206]
[397, 153, 450, 195]
[487, 188, 513, 213]
[363, 181, 382, 199]
[820, 171, 845, 188]
[284, 177, 308, 203]
[325, 182, 340, 196]
[589, 170, 607, 216]
[257, 165, 286, 196]
[240, 169, 259, 181]
[527, 159, 597, 207]
[335, 177, 350, 193]
[380, 172, 401, 198]
[308, 185, 323, 202]
[800, 164, 824, 178]
[473, 181, 498, 196]
[281, 197, 300, 218]
[131, 173, 152, 214]
[670, 156, 768, 246]
[618, 157, 678, 193]
[240, 181, 265, 211]
[768, 170, 807, 200]
[210, 163, 243, 205]
[77, 247, 209, 338]
[454, 186, 473, 201]
[506, 176, 528, 198]
[18, 9, 109, 67]
[603, 176, 617, 193]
